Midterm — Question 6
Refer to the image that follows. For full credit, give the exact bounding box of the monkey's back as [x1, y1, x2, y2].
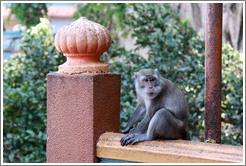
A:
[159, 77, 189, 122]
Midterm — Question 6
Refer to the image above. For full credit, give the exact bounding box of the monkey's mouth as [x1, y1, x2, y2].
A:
[147, 92, 154, 96]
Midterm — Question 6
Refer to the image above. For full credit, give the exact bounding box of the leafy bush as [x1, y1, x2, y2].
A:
[73, 3, 129, 45]
[73, 3, 126, 31]
[3, 18, 65, 162]
[7, 3, 47, 28]
[221, 43, 243, 145]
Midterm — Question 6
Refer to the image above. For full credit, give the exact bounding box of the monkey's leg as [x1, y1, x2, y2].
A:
[121, 108, 186, 146]
[147, 108, 184, 140]
[121, 105, 146, 134]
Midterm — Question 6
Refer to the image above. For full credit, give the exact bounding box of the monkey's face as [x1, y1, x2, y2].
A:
[136, 74, 162, 100]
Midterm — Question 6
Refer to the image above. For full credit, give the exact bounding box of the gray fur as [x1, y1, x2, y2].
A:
[120, 69, 189, 146]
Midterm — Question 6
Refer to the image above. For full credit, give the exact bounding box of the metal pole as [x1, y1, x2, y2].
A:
[205, 3, 223, 144]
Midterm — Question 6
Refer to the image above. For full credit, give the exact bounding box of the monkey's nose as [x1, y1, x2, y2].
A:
[149, 87, 153, 89]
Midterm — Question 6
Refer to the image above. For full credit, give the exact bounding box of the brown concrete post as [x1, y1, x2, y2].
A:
[47, 17, 121, 163]
[205, 3, 223, 144]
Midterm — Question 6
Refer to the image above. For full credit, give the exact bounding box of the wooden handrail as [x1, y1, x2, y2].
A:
[97, 132, 243, 163]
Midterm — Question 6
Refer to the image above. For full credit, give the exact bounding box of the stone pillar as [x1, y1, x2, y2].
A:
[47, 17, 121, 163]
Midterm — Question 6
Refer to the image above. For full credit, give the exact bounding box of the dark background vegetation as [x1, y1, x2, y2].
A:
[3, 3, 243, 163]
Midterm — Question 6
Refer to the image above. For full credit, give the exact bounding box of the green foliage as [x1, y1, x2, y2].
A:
[7, 3, 47, 28]
[221, 43, 243, 145]
[3, 18, 65, 162]
[74, 3, 126, 30]
[73, 3, 128, 40]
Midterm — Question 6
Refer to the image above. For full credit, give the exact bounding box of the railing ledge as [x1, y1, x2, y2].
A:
[97, 132, 243, 163]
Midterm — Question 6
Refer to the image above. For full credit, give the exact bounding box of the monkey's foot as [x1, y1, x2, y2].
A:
[120, 133, 147, 146]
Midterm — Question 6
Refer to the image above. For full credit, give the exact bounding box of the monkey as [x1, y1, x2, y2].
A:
[120, 69, 189, 146]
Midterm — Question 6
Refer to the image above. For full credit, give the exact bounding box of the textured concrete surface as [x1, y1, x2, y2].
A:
[47, 72, 120, 163]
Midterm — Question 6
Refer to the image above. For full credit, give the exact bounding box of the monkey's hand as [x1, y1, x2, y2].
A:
[120, 133, 147, 146]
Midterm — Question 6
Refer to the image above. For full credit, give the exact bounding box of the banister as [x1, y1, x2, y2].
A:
[97, 132, 243, 163]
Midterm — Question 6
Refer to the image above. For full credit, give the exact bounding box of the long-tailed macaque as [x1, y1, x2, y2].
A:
[120, 69, 189, 146]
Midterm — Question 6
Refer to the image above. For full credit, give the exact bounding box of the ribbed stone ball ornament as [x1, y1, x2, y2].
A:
[55, 17, 112, 74]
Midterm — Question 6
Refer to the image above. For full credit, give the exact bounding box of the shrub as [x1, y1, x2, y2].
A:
[3, 18, 65, 162]
[221, 43, 243, 145]
[7, 3, 47, 28]
[73, 3, 127, 31]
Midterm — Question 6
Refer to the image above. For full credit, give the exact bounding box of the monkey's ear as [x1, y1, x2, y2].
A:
[134, 72, 138, 78]
[154, 69, 159, 75]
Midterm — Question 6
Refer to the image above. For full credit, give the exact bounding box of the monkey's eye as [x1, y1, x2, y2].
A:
[142, 79, 148, 82]
[150, 78, 156, 82]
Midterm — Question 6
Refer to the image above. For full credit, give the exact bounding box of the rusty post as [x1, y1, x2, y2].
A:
[205, 3, 223, 143]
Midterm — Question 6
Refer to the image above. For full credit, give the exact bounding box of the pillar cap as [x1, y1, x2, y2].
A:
[55, 17, 112, 74]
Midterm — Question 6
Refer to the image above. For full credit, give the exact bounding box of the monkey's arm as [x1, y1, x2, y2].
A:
[120, 116, 150, 146]
[120, 104, 146, 134]
[130, 115, 150, 134]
